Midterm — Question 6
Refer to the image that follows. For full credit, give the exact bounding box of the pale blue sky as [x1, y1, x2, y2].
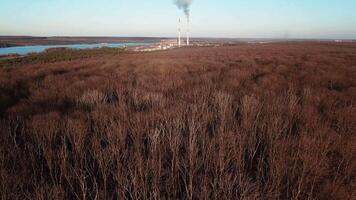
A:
[1, 0, 356, 39]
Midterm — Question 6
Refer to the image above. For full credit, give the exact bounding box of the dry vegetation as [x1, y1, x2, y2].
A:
[0, 43, 355, 199]
[0, 47, 123, 66]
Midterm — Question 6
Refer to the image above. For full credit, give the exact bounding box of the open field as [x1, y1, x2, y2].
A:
[0, 43, 355, 199]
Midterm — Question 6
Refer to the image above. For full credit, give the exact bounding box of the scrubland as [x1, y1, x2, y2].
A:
[0, 43, 355, 199]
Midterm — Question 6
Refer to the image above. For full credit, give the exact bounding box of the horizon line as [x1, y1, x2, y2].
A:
[1, 35, 356, 41]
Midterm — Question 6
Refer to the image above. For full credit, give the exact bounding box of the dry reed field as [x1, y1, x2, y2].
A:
[0, 43, 355, 199]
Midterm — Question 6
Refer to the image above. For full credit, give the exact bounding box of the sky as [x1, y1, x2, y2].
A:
[1, 0, 356, 39]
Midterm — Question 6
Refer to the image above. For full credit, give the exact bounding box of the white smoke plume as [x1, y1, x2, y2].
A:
[174, 0, 192, 17]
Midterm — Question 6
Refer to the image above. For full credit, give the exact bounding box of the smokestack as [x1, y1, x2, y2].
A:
[187, 15, 190, 46]
[174, 0, 193, 46]
[178, 18, 181, 47]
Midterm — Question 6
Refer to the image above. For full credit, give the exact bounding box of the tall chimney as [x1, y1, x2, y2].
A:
[178, 18, 181, 47]
[187, 16, 190, 46]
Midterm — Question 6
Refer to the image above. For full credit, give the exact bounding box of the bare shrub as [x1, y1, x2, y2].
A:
[77, 89, 107, 109]
[214, 91, 233, 120]
[241, 94, 261, 129]
[0, 43, 355, 199]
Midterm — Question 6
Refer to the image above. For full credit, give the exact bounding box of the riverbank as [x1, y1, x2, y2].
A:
[0, 36, 165, 48]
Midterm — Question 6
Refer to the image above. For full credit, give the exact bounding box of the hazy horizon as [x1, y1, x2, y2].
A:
[1, 0, 356, 39]
[1, 35, 355, 41]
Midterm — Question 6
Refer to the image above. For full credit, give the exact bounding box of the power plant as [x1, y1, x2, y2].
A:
[178, 17, 190, 47]
[186, 15, 190, 46]
[178, 18, 181, 47]
[133, 0, 194, 52]
[175, 0, 192, 47]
